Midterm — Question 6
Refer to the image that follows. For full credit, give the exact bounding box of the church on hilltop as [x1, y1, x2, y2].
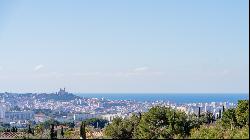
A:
[57, 88, 69, 95]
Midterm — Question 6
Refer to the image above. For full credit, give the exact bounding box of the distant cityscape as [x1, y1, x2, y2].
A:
[0, 88, 240, 128]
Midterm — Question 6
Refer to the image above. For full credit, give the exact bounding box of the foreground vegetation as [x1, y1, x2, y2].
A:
[0, 100, 248, 139]
[104, 100, 249, 139]
[0, 118, 108, 139]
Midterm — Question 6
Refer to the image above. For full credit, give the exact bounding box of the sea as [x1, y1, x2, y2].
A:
[75, 93, 249, 104]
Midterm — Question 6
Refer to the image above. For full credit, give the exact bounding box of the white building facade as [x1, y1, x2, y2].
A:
[4, 111, 34, 122]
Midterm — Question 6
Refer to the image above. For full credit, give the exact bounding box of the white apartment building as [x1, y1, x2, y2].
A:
[101, 113, 126, 122]
[0, 98, 7, 122]
[4, 111, 34, 122]
[73, 113, 97, 121]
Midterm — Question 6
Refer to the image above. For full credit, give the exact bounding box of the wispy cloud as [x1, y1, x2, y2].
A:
[34, 64, 44, 71]
[134, 66, 149, 72]
[72, 72, 101, 77]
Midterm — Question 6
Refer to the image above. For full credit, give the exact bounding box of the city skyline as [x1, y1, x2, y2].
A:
[0, 0, 249, 93]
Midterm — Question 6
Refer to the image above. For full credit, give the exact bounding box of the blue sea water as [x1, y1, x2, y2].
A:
[75, 93, 249, 104]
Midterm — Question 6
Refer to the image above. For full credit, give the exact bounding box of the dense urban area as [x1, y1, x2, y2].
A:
[0, 89, 249, 139]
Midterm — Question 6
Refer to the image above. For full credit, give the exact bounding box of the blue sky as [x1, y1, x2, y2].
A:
[0, 0, 249, 93]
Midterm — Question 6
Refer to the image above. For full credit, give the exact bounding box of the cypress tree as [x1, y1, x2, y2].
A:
[206, 112, 211, 124]
[60, 126, 64, 138]
[50, 124, 55, 139]
[206, 112, 208, 124]
[222, 105, 225, 112]
[219, 109, 222, 119]
[28, 124, 32, 134]
[32, 129, 35, 135]
[80, 121, 86, 139]
[171, 111, 176, 130]
[55, 130, 58, 139]
[80, 122, 83, 139]
[198, 107, 201, 118]
[72, 121, 75, 128]
[138, 112, 142, 120]
[212, 115, 215, 123]
[184, 121, 189, 136]
[83, 122, 86, 139]
[11, 126, 15, 132]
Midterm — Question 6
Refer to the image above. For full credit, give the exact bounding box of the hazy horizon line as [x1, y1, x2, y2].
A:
[0, 92, 249, 95]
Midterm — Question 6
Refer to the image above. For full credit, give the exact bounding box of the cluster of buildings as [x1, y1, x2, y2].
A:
[0, 98, 34, 127]
[0, 89, 238, 128]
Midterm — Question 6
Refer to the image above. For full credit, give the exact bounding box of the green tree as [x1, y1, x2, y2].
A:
[28, 124, 33, 135]
[50, 124, 56, 139]
[190, 122, 249, 139]
[230, 125, 249, 139]
[85, 118, 109, 129]
[41, 119, 60, 129]
[235, 100, 249, 127]
[221, 108, 237, 130]
[103, 100, 249, 139]
[198, 107, 201, 118]
[218, 109, 222, 119]
[69, 121, 75, 129]
[205, 111, 215, 124]
[60, 126, 64, 138]
[34, 124, 44, 139]
[11, 126, 15, 132]
[80, 121, 86, 139]
[130, 114, 141, 138]
[190, 124, 224, 139]
[104, 117, 134, 139]
[134, 106, 191, 139]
